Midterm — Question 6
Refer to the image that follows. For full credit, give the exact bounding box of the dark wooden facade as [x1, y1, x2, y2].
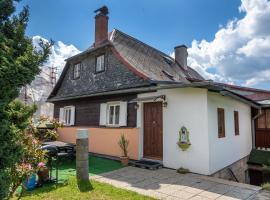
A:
[255, 108, 270, 148]
[53, 94, 137, 127]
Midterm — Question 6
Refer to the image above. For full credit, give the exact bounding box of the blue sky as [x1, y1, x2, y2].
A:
[16, 0, 270, 89]
[17, 0, 242, 52]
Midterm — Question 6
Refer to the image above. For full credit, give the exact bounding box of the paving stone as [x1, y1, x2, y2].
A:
[171, 190, 195, 199]
[199, 191, 222, 199]
[189, 195, 212, 200]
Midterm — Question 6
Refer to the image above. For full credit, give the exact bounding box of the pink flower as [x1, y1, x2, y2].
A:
[37, 162, 45, 168]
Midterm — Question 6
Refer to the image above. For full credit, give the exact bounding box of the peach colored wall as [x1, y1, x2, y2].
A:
[57, 127, 140, 160]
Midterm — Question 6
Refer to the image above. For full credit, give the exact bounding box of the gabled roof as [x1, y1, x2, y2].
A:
[109, 29, 204, 82]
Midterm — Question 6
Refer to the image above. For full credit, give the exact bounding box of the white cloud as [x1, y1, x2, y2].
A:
[188, 0, 270, 88]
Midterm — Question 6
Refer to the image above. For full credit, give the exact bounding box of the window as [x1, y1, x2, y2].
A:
[107, 104, 120, 126]
[99, 102, 127, 127]
[257, 109, 270, 129]
[217, 108, 225, 138]
[234, 111, 239, 135]
[95, 54, 105, 72]
[59, 106, 75, 126]
[73, 63, 81, 79]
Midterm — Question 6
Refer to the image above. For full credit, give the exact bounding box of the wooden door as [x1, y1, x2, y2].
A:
[143, 102, 163, 160]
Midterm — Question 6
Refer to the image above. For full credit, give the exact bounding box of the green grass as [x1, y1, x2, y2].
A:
[55, 156, 123, 182]
[13, 156, 153, 199]
[14, 177, 154, 200]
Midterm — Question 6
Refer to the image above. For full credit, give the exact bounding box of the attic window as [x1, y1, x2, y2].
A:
[73, 63, 81, 79]
[163, 55, 174, 65]
[162, 70, 174, 80]
[96, 54, 105, 73]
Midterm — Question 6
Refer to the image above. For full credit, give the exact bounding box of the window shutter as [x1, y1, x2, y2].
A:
[234, 111, 239, 135]
[217, 108, 225, 138]
[119, 101, 127, 126]
[99, 103, 107, 126]
[59, 108, 64, 123]
[70, 106, 75, 125]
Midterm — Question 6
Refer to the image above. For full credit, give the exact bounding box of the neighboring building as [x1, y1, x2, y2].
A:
[47, 6, 270, 183]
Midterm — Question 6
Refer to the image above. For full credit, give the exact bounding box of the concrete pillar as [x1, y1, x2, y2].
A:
[76, 129, 89, 181]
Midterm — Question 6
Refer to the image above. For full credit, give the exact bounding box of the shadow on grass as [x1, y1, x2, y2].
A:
[76, 178, 93, 192]
[18, 181, 68, 198]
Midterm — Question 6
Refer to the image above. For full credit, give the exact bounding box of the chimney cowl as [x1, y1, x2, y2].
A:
[174, 45, 188, 71]
[94, 6, 109, 46]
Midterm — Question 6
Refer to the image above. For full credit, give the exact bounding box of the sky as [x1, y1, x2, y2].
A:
[16, 0, 270, 90]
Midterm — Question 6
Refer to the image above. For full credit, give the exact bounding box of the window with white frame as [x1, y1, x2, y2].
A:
[95, 54, 105, 72]
[73, 63, 81, 79]
[59, 106, 75, 126]
[107, 104, 120, 126]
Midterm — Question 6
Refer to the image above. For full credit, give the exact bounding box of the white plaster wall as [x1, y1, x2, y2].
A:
[207, 92, 252, 174]
[137, 88, 210, 175]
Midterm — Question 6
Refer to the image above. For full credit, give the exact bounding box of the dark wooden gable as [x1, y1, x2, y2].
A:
[48, 45, 150, 101]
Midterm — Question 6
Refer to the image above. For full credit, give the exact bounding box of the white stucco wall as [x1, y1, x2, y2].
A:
[207, 92, 252, 174]
[137, 88, 210, 175]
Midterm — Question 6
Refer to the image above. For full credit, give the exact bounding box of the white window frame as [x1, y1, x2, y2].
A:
[73, 63, 81, 79]
[95, 54, 105, 73]
[107, 103, 120, 127]
[63, 106, 73, 126]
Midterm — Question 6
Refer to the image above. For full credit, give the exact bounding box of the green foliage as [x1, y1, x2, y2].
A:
[0, 1, 51, 199]
[6, 101, 46, 197]
[118, 134, 129, 157]
[33, 117, 63, 141]
[177, 167, 190, 174]
[262, 183, 270, 191]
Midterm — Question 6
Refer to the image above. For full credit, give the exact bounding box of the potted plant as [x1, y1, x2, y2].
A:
[118, 134, 129, 166]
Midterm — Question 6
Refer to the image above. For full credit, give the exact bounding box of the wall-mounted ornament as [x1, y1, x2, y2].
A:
[177, 126, 191, 151]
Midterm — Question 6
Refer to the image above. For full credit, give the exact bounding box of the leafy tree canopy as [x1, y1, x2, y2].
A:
[0, 0, 51, 198]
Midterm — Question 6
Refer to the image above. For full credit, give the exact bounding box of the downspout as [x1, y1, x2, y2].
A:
[251, 108, 262, 149]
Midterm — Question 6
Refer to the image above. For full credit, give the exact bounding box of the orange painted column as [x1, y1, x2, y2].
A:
[57, 127, 140, 160]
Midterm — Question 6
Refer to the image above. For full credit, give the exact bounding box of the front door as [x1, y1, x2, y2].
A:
[143, 102, 163, 160]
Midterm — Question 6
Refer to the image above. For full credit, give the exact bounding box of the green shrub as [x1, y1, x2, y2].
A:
[177, 167, 190, 174]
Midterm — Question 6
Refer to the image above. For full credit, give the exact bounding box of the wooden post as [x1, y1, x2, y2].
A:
[76, 129, 89, 181]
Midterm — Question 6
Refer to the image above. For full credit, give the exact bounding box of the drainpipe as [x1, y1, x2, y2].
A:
[251, 108, 262, 149]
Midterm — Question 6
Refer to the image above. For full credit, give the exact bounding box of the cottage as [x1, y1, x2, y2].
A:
[47, 6, 270, 183]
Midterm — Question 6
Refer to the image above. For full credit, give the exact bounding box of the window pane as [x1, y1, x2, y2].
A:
[234, 111, 239, 135]
[109, 106, 114, 124]
[96, 55, 104, 72]
[258, 110, 266, 128]
[68, 109, 71, 125]
[115, 105, 120, 125]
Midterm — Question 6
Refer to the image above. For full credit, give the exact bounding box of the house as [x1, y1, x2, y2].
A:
[47, 6, 270, 183]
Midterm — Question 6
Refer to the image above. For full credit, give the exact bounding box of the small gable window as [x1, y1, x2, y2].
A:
[217, 108, 225, 138]
[234, 111, 239, 135]
[73, 63, 81, 79]
[96, 54, 105, 73]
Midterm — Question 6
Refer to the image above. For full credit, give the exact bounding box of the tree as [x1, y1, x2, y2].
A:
[0, 1, 51, 198]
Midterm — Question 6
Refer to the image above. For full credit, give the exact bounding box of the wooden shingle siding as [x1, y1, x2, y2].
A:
[234, 111, 239, 135]
[54, 94, 137, 127]
[217, 108, 225, 138]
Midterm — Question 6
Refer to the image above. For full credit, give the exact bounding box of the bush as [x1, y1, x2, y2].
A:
[177, 167, 190, 174]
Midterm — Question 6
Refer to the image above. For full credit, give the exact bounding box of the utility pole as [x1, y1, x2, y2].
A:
[49, 66, 57, 87]
[24, 86, 27, 104]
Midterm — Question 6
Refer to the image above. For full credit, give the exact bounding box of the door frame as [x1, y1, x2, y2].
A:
[143, 101, 163, 160]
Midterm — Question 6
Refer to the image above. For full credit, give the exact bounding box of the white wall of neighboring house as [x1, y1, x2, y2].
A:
[207, 92, 252, 174]
[137, 88, 211, 175]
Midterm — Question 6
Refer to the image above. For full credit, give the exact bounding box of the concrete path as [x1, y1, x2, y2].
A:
[91, 166, 262, 200]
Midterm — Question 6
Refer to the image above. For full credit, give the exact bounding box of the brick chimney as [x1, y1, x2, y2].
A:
[94, 6, 109, 46]
[174, 45, 188, 71]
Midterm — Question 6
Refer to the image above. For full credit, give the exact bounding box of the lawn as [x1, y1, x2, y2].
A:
[56, 155, 123, 182]
[16, 177, 154, 200]
[14, 156, 154, 200]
